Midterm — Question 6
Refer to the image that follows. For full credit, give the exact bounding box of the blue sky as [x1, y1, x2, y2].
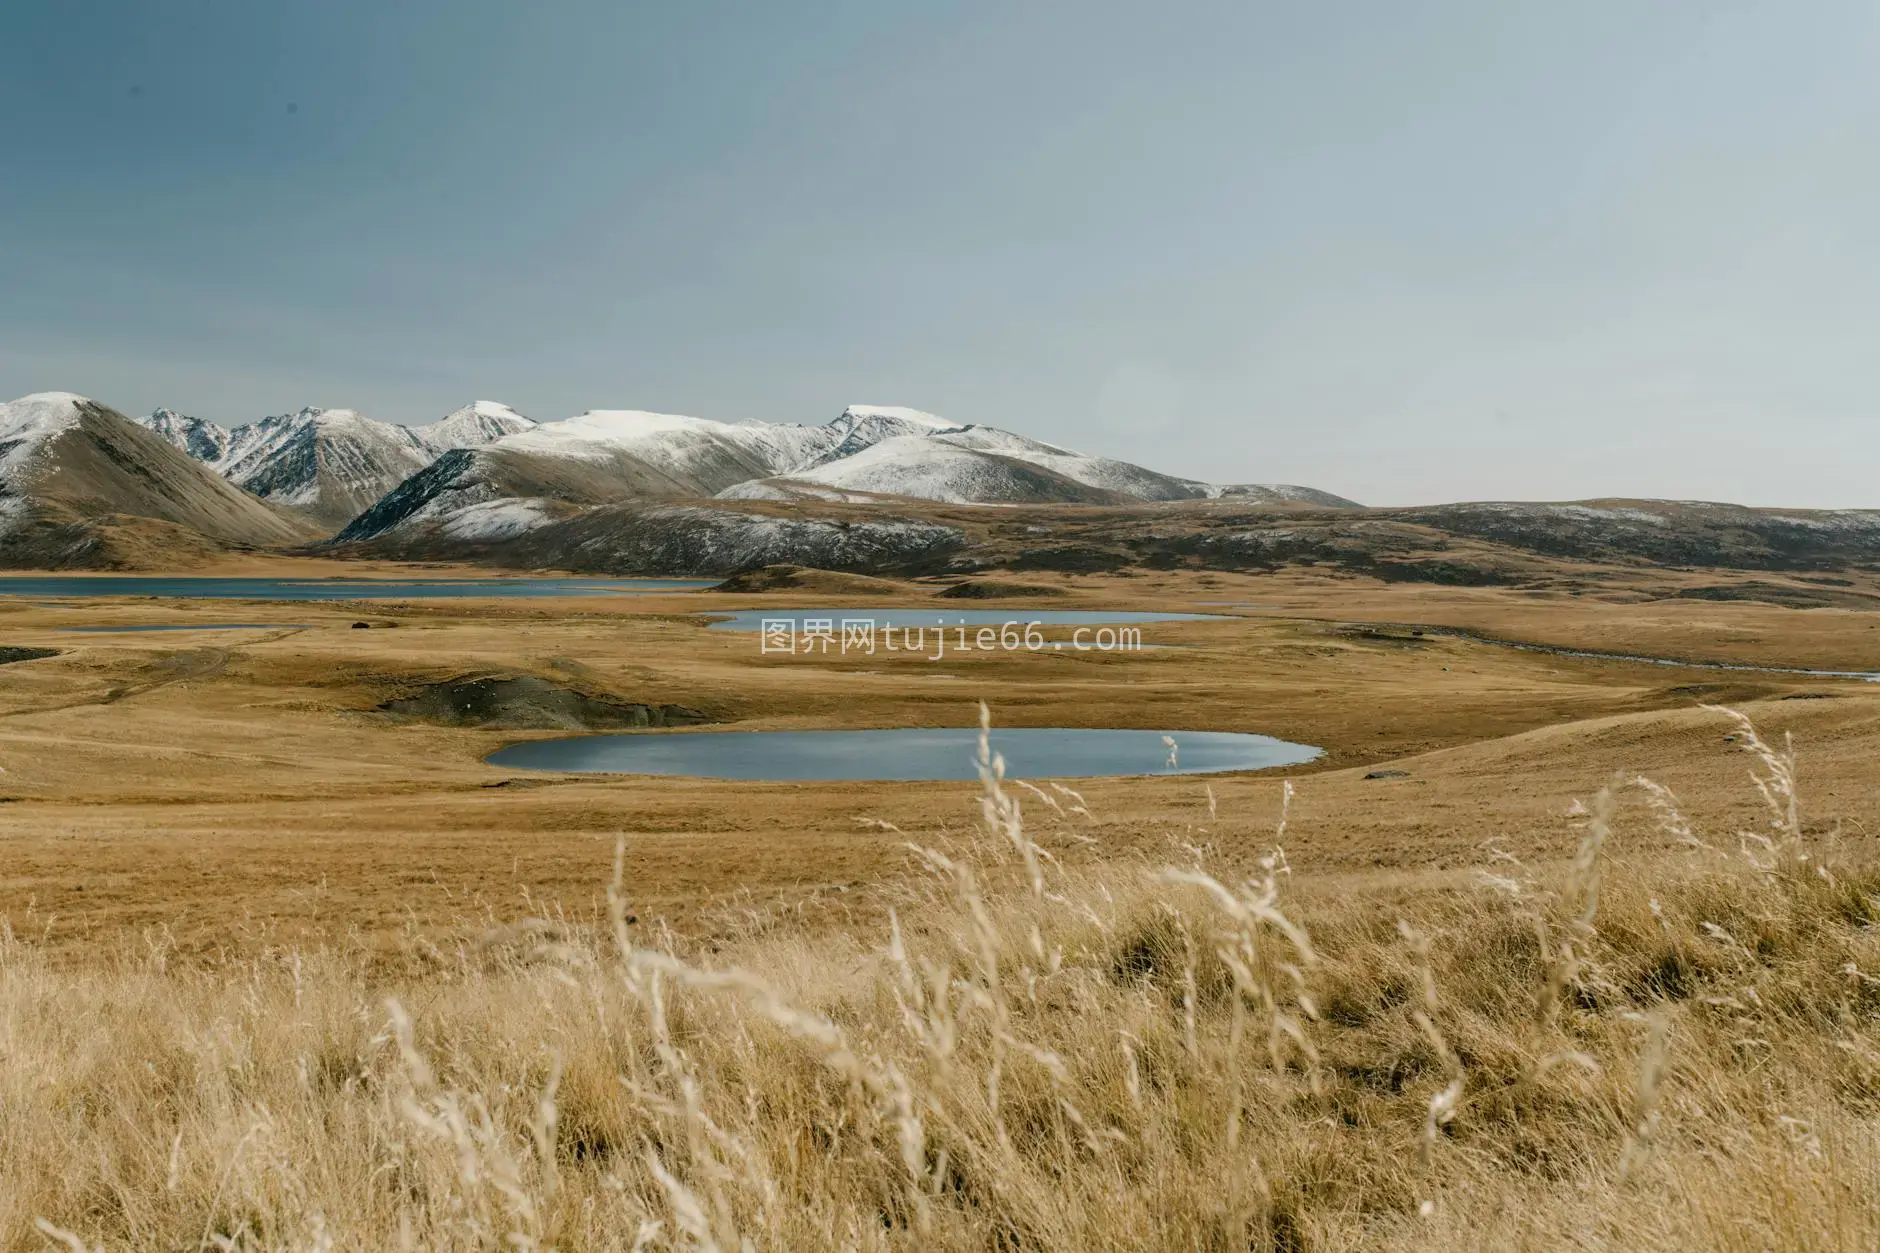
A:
[3, 1, 1877, 506]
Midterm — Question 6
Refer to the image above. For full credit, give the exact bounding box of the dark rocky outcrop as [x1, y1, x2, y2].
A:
[379, 675, 711, 731]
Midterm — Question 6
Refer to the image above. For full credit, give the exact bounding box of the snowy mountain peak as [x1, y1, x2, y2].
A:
[273, 406, 379, 429]
[491, 409, 757, 466]
[467, 400, 528, 419]
[203, 406, 434, 527]
[836, 404, 961, 431]
[417, 401, 536, 452]
[2, 392, 90, 437]
[809, 404, 969, 468]
[2, 393, 93, 478]
[136, 407, 233, 463]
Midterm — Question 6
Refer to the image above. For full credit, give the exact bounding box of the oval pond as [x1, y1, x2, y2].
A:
[486, 726, 1321, 781]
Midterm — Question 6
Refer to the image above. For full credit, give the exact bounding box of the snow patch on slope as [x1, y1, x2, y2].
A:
[1765, 511, 1880, 534]
[0, 495, 27, 537]
[714, 479, 890, 504]
[1457, 502, 1672, 526]
[435, 497, 557, 541]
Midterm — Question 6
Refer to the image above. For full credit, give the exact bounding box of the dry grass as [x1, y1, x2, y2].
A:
[12, 570, 1880, 959]
[5, 708, 1880, 1251]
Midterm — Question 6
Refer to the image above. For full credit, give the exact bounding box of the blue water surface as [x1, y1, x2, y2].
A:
[486, 726, 1320, 781]
[0, 576, 714, 601]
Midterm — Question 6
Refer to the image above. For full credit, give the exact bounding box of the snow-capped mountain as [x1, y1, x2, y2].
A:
[210, 407, 437, 529]
[119, 393, 1357, 550]
[136, 401, 536, 530]
[141, 407, 232, 463]
[339, 406, 869, 543]
[489, 408, 835, 486]
[0, 392, 89, 480]
[1, 392, 308, 567]
[803, 405, 965, 465]
[413, 400, 536, 451]
[340, 401, 1357, 544]
[716, 434, 1127, 505]
[716, 406, 1360, 506]
[715, 418, 1204, 505]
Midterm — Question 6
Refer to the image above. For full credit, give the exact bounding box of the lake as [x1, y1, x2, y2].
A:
[0, 576, 716, 601]
[485, 726, 1321, 781]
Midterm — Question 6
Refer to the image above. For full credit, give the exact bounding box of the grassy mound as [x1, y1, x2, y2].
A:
[711, 564, 916, 595]
[936, 577, 1071, 599]
[378, 673, 709, 730]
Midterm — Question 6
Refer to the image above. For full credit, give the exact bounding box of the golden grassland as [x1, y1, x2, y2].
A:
[2, 561, 1880, 1247]
[3, 704, 1879, 1249]
[3, 564, 1880, 957]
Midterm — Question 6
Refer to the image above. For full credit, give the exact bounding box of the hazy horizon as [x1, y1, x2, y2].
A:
[5, 1, 1878, 509]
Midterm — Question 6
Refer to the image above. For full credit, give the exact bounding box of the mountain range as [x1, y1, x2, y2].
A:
[137, 401, 536, 528]
[3, 390, 1361, 569]
[50, 388, 1880, 585]
[334, 403, 1356, 547]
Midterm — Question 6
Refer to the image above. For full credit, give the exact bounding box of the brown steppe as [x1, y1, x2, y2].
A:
[8, 558, 1880, 1249]
[3, 560, 1877, 965]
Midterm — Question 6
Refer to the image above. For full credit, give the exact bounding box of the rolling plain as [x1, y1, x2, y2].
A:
[6, 555, 1880, 1248]
[4, 558, 1877, 962]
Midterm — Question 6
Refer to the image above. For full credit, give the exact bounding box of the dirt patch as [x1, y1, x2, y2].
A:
[379, 675, 712, 731]
[936, 578, 1069, 600]
[0, 647, 60, 665]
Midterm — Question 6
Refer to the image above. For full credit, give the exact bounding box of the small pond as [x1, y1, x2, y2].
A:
[0, 576, 715, 600]
[485, 726, 1321, 781]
